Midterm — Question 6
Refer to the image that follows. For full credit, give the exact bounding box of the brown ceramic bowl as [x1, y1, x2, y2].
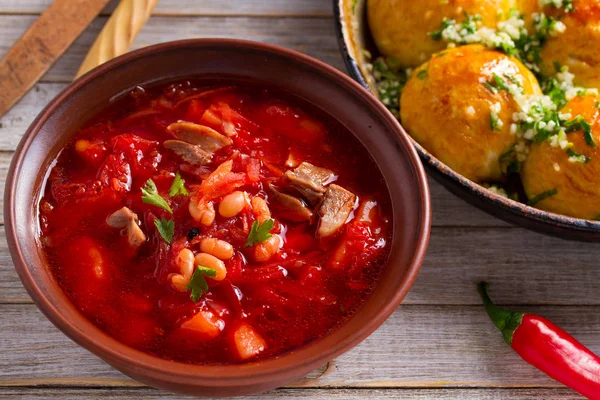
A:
[334, 0, 600, 241]
[5, 39, 430, 396]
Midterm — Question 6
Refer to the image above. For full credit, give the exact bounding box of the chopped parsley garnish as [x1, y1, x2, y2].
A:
[492, 73, 510, 91]
[499, 149, 521, 174]
[169, 171, 188, 197]
[483, 73, 517, 95]
[417, 69, 428, 80]
[141, 179, 173, 213]
[543, 77, 568, 109]
[564, 116, 595, 148]
[566, 148, 591, 164]
[154, 219, 174, 243]
[245, 219, 274, 247]
[187, 266, 217, 302]
[527, 188, 558, 206]
[483, 81, 499, 94]
[430, 13, 481, 41]
[503, 73, 522, 88]
[371, 57, 408, 116]
[541, 0, 575, 12]
[490, 112, 501, 131]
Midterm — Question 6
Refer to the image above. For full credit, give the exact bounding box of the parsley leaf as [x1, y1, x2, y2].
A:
[528, 188, 558, 206]
[154, 219, 174, 243]
[187, 266, 217, 302]
[141, 179, 173, 213]
[417, 69, 428, 80]
[169, 171, 188, 197]
[490, 112, 501, 131]
[244, 219, 274, 247]
[492, 73, 510, 92]
[566, 148, 591, 163]
[564, 116, 595, 148]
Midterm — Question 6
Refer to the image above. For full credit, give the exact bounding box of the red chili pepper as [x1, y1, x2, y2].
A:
[478, 282, 600, 399]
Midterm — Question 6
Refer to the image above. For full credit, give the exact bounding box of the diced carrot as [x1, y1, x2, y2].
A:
[199, 160, 232, 193]
[198, 160, 248, 200]
[180, 309, 224, 340]
[200, 107, 222, 127]
[232, 323, 266, 360]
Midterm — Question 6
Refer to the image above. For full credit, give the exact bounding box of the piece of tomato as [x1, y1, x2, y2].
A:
[98, 154, 132, 192]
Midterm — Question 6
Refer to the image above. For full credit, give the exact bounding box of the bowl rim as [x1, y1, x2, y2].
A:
[333, 0, 600, 237]
[5, 38, 431, 386]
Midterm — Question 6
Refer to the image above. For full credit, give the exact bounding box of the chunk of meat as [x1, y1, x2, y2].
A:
[106, 206, 137, 228]
[284, 162, 337, 205]
[106, 207, 146, 249]
[164, 140, 213, 166]
[317, 184, 356, 237]
[126, 218, 147, 249]
[267, 184, 313, 222]
[167, 121, 232, 152]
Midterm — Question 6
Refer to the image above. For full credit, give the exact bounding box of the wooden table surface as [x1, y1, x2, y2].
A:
[0, 1, 598, 399]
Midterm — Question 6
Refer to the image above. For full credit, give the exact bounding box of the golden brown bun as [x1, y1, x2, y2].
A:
[367, 0, 516, 68]
[521, 94, 600, 219]
[515, 0, 540, 31]
[539, 0, 600, 88]
[400, 44, 542, 182]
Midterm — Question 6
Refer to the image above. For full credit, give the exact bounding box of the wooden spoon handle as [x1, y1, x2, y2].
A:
[75, 0, 158, 78]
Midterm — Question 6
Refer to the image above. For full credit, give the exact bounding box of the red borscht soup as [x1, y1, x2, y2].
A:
[38, 82, 392, 364]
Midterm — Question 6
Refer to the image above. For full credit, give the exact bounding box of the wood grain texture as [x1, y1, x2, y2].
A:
[0, 303, 598, 388]
[0, 0, 111, 117]
[0, 1, 595, 399]
[0, 387, 584, 399]
[0, 15, 343, 83]
[0, 0, 333, 17]
[2, 225, 599, 304]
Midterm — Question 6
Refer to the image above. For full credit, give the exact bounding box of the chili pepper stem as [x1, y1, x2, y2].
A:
[477, 282, 524, 345]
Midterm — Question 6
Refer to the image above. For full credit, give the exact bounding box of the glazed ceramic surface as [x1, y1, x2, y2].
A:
[5, 39, 431, 396]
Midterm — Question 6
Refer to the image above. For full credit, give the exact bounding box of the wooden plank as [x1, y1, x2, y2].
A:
[0, 0, 333, 17]
[0, 15, 344, 83]
[0, 84, 62, 152]
[0, 303, 598, 388]
[0, 387, 584, 399]
[2, 226, 599, 304]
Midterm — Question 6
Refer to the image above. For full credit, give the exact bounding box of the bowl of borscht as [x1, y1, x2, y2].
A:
[5, 39, 431, 396]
